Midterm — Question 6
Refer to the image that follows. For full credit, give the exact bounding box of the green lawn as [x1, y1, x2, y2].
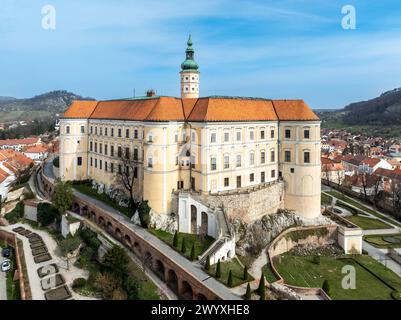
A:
[149, 229, 214, 261]
[345, 215, 391, 230]
[207, 257, 254, 288]
[364, 234, 401, 249]
[321, 193, 333, 206]
[73, 183, 133, 217]
[262, 263, 280, 284]
[327, 191, 401, 228]
[274, 253, 401, 300]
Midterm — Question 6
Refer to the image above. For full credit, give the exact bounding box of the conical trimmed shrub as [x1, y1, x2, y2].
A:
[205, 255, 211, 271]
[243, 266, 248, 281]
[227, 270, 233, 287]
[190, 243, 196, 261]
[215, 259, 221, 278]
[258, 274, 265, 298]
[245, 283, 251, 300]
[173, 231, 178, 248]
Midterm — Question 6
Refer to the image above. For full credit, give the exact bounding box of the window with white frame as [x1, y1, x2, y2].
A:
[236, 131, 241, 142]
[250, 152, 255, 166]
[224, 155, 230, 169]
[211, 132, 217, 143]
[249, 129, 254, 141]
[261, 151, 266, 164]
[211, 157, 217, 171]
[148, 156, 153, 168]
[224, 131, 230, 142]
[236, 154, 241, 167]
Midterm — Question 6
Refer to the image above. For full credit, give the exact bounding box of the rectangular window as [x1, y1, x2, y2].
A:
[191, 131, 196, 142]
[224, 177, 229, 187]
[125, 147, 130, 159]
[304, 151, 310, 163]
[99, 143, 103, 154]
[95, 127, 98, 135]
[118, 164, 122, 174]
[304, 130, 310, 139]
[80, 126, 85, 134]
[95, 158, 98, 168]
[285, 151, 291, 162]
[236, 131, 241, 141]
[261, 172, 265, 183]
[271, 150, 275, 162]
[110, 163, 114, 173]
[250, 173, 254, 182]
[250, 153, 255, 165]
[211, 157, 217, 171]
[175, 133, 178, 143]
[224, 132, 229, 142]
[134, 129, 138, 139]
[148, 158, 153, 168]
[249, 130, 254, 141]
[271, 129, 275, 139]
[261, 151, 266, 164]
[236, 155, 241, 167]
[285, 129, 291, 139]
[77, 157, 82, 166]
[118, 128, 122, 137]
[90, 141, 93, 152]
[66, 126, 70, 134]
[126, 128, 130, 138]
[211, 133, 216, 143]
[99, 160, 102, 170]
[134, 167, 138, 178]
[236, 176, 241, 188]
[134, 149, 138, 160]
[111, 145, 114, 157]
[105, 144, 108, 155]
[118, 146, 122, 158]
[94, 143, 98, 153]
[100, 127, 102, 136]
[260, 130, 265, 139]
[111, 128, 114, 137]
[224, 155, 230, 169]
[90, 126, 93, 134]
[90, 157, 93, 167]
[271, 169, 276, 178]
[105, 161, 108, 172]
[105, 128, 108, 136]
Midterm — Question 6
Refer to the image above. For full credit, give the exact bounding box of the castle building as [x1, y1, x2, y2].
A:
[59, 36, 321, 232]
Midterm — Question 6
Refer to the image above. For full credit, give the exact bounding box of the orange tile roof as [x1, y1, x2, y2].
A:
[0, 149, 33, 174]
[62, 96, 319, 122]
[62, 100, 98, 118]
[0, 137, 39, 146]
[272, 100, 320, 121]
[0, 168, 9, 184]
[187, 97, 278, 122]
[23, 144, 48, 154]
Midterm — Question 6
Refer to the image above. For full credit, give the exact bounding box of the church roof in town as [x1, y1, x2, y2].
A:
[62, 96, 319, 122]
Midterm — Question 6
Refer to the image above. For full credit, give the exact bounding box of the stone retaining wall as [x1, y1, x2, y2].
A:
[0, 230, 31, 300]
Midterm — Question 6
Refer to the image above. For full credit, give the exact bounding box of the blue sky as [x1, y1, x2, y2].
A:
[1, 0, 401, 108]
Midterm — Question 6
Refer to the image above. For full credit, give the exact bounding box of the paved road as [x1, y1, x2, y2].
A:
[363, 241, 401, 277]
[363, 229, 401, 236]
[0, 248, 7, 300]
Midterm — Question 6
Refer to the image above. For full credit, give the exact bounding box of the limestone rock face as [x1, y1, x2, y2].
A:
[270, 283, 301, 300]
[149, 210, 178, 233]
[233, 210, 302, 257]
[130, 210, 142, 226]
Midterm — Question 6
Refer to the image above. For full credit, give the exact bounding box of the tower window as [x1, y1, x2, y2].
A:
[185, 77, 189, 80]
[66, 126, 70, 134]
[261, 172, 265, 183]
[80, 126, 85, 133]
[250, 173, 254, 182]
[304, 130, 310, 139]
[304, 151, 310, 163]
[285, 129, 291, 139]
[77, 157, 82, 166]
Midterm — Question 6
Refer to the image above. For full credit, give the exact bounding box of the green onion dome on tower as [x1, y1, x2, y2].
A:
[181, 34, 199, 71]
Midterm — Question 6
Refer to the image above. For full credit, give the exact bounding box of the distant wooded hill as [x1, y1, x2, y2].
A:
[0, 90, 95, 122]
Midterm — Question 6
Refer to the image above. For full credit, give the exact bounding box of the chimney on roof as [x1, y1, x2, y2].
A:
[146, 89, 156, 97]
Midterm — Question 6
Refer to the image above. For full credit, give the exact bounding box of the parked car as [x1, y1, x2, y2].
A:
[2, 247, 11, 258]
[1, 260, 11, 272]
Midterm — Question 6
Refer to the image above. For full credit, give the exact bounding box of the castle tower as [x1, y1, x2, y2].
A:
[180, 35, 200, 99]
